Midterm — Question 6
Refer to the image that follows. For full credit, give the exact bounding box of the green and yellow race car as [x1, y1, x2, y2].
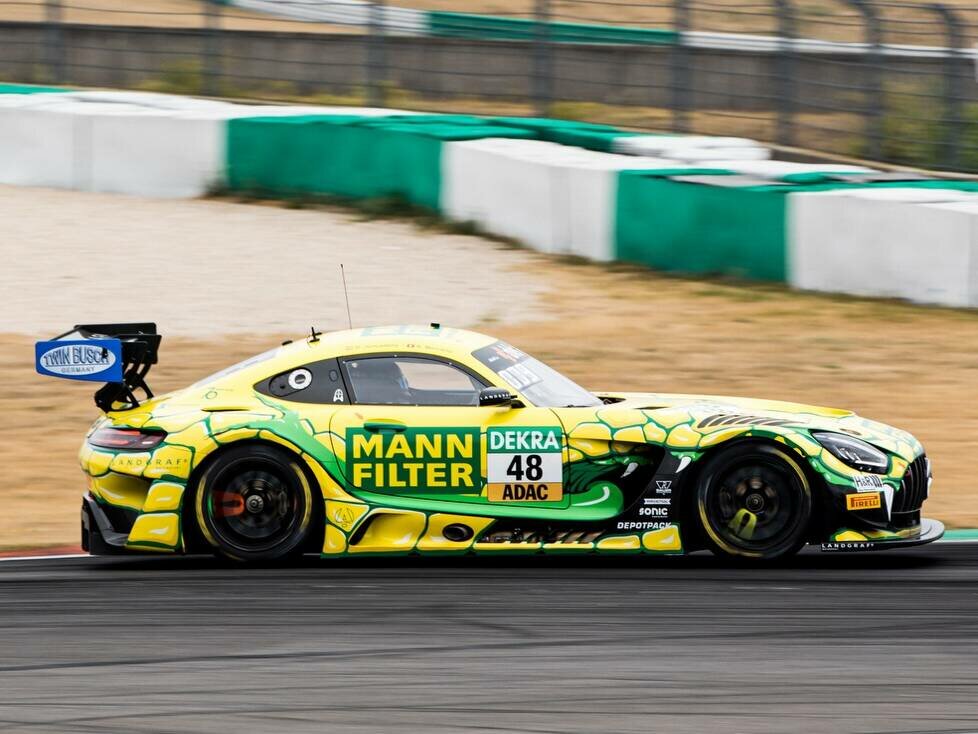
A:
[35, 323, 942, 562]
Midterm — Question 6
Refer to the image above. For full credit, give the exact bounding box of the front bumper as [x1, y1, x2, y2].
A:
[820, 518, 944, 552]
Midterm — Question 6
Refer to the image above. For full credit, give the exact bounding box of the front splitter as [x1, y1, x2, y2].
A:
[820, 518, 945, 552]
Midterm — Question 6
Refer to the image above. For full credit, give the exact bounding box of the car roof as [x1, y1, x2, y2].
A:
[295, 324, 498, 358]
[194, 325, 503, 393]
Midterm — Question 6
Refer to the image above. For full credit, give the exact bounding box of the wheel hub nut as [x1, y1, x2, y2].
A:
[746, 494, 764, 512]
[246, 495, 265, 514]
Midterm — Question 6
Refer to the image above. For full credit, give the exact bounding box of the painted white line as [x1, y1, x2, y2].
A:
[0, 554, 88, 563]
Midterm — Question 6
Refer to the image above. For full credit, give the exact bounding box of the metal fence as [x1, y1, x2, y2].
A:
[3, 0, 978, 171]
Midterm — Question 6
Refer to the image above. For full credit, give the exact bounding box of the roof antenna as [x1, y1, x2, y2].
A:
[309, 326, 321, 343]
[340, 263, 353, 330]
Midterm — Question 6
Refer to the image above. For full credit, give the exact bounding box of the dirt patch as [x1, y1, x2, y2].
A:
[0, 186, 546, 336]
[0, 0, 350, 33]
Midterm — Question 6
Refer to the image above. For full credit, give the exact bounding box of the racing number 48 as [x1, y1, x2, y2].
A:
[506, 454, 543, 481]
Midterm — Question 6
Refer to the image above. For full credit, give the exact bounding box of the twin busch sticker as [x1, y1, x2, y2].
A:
[34, 339, 124, 383]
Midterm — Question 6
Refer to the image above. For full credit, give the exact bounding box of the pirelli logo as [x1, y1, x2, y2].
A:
[846, 492, 882, 511]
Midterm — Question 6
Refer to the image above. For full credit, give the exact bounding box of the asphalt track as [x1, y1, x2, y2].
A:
[1, 545, 977, 734]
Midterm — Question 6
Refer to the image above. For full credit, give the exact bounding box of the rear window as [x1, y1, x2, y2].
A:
[192, 347, 282, 387]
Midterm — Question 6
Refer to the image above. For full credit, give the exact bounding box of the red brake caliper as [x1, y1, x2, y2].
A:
[214, 491, 245, 517]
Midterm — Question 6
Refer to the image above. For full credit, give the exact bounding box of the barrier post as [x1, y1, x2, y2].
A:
[202, 0, 223, 97]
[933, 3, 964, 169]
[367, 0, 388, 106]
[774, 0, 797, 147]
[671, 0, 691, 133]
[533, 0, 553, 116]
[845, 0, 884, 160]
[44, 0, 65, 84]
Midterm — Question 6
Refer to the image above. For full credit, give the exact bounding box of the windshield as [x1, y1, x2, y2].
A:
[472, 341, 601, 408]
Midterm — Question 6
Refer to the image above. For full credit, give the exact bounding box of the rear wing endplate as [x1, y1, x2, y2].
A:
[35, 323, 161, 412]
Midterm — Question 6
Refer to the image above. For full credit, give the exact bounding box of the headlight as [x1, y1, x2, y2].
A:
[812, 432, 889, 474]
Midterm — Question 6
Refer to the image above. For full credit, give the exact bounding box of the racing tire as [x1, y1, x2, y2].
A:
[193, 444, 316, 563]
[695, 442, 812, 560]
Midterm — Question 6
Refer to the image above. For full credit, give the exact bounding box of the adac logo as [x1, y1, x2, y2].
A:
[39, 344, 115, 377]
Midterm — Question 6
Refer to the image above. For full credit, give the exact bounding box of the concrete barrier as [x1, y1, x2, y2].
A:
[697, 160, 874, 180]
[613, 135, 770, 162]
[788, 188, 978, 307]
[89, 110, 226, 198]
[0, 97, 76, 188]
[441, 137, 679, 260]
[0, 91, 417, 197]
[2, 87, 978, 309]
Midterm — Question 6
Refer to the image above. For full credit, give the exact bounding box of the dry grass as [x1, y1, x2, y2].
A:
[2, 0, 975, 44]
[0, 0, 350, 33]
[2, 254, 977, 550]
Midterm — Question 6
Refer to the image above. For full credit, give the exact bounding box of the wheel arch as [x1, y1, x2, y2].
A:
[676, 434, 830, 552]
[180, 437, 326, 554]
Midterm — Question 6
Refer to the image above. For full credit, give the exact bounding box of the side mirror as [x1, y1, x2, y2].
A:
[479, 386, 517, 407]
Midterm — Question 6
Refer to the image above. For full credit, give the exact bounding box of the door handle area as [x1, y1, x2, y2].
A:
[364, 421, 407, 433]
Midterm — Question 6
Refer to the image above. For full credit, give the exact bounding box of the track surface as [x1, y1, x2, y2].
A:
[1, 545, 977, 733]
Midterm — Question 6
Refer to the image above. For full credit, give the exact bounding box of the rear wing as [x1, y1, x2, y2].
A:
[35, 323, 161, 412]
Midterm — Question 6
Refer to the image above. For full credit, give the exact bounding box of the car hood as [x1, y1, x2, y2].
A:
[594, 391, 923, 461]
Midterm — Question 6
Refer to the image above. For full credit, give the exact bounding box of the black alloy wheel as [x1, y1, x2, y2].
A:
[696, 443, 812, 560]
[194, 444, 316, 562]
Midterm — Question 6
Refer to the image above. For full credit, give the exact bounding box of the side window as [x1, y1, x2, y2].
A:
[344, 356, 485, 406]
[254, 358, 349, 404]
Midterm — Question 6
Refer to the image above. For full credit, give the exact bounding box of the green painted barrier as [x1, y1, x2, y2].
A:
[615, 172, 978, 282]
[226, 114, 538, 211]
[615, 171, 788, 281]
[428, 12, 678, 46]
[944, 529, 978, 541]
[0, 83, 70, 94]
[486, 117, 639, 152]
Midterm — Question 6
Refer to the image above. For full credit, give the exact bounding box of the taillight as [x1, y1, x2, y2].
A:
[89, 427, 166, 451]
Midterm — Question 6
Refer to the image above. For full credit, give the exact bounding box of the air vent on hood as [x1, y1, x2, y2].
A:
[698, 414, 795, 429]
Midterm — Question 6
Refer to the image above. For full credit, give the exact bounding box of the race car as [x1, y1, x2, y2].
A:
[35, 323, 943, 562]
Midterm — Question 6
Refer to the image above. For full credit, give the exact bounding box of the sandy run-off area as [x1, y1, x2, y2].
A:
[0, 186, 545, 336]
[2, 184, 978, 548]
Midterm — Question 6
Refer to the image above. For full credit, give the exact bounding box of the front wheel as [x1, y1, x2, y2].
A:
[696, 442, 812, 560]
[193, 444, 316, 562]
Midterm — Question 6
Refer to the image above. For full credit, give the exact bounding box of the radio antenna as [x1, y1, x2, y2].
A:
[340, 263, 353, 329]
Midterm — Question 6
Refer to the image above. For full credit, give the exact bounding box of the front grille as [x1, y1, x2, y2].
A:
[892, 455, 929, 524]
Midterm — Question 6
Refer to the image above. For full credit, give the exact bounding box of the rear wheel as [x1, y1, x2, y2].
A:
[696, 443, 812, 560]
[193, 444, 315, 562]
